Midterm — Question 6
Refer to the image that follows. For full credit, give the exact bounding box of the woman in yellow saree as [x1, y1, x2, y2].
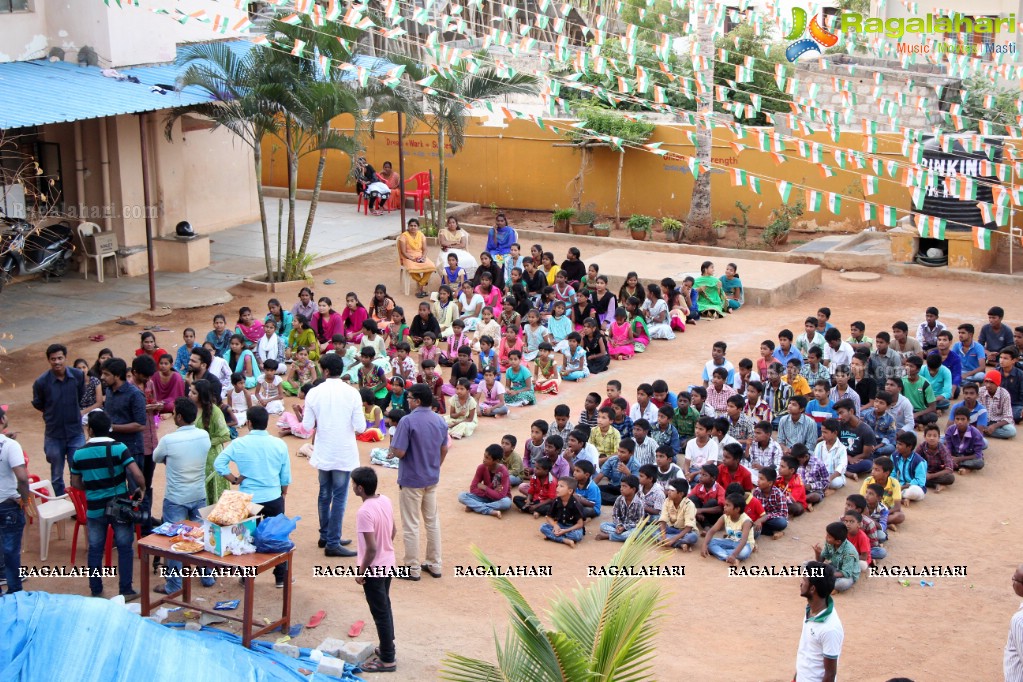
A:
[397, 218, 435, 298]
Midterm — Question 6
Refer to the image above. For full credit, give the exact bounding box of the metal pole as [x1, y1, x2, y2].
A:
[397, 110, 407, 232]
[138, 114, 156, 311]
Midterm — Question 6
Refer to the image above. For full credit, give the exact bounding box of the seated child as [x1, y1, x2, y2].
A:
[864, 483, 891, 545]
[726, 483, 763, 534]
[387, 376, 410, 413]
[356, 348, 389, 408]
[651, 406, 682, 456]
[813, 419, 848, 492]
[672, 391, 700, 446]
[533, 342, 561, 395]
[572, 460, 601, 519]
[845, 494, 886, 561]
[539, 477, 586, 547]
[658, 478, 699, 550]
[632, 419, 657, 467]
[594, 439, 640, 505]
[439, 319, 471, 367]
[500, 434, 525, 487]
[916, 423, 955, 491]
[717, 443, 754, 492]
[688, 464, 726, 529]
[610, 398, 634, 439]
[356, 387, 386, 442]
[283, 347, 320, 396]
[812, 522, 861, 592]
[859, 456, 905, 529]
[417, 360, 446, 414]
[514, 457, 557, 516]
[496, 325, 523, 369]
[595, 475, 644, 542]
[748, 420, 783, 475]
[276, 379, 319, 439]
[561, 332, 589, 382]
[891, 431, 927, 503]
[369, 409, 404, 468]
[842, 510, 872, 572]
[785, 359, 812, 397]
[776, 455, 809, 517]
[860, 391, 897, 458]
[752, 466, 788, 539]
[476, 367, 509, 417]
[503, 350, 536, 407]
[457, 444, 512, 518]
[700, 493, 755, 564]
[477, 335, 500, 376]
[590, 407, 623, 466]
[522, 419, 548, 479]
[654, 445, 683, 485]
[791, 443, 828, 508]
[445, 379, 478, 439]
[578, 392, 600, 429]
[638, 464, 666, 518]
[229, 372, 253, 426]
[805, 380, 838, 435]
[255, 360, 285, 415]
[683, 417, 719, 481]
[945, 407, 986, 472]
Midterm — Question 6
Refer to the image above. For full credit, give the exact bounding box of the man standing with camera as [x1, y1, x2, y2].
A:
[70, 410, 146, 599]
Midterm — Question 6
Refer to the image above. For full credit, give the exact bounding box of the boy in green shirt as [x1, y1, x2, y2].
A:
[902, 356, 937, 426]
[672, 391, 700, 446]
[813, 521, 861, 592]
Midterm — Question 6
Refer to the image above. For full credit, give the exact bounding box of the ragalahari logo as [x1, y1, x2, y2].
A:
[784, 8, 839, 62]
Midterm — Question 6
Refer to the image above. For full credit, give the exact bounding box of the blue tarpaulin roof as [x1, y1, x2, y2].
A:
[0, 39, 398, 131]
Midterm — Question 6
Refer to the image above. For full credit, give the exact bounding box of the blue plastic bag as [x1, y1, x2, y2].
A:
[253, 513, 300, 553]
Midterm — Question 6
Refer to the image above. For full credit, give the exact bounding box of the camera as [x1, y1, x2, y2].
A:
[105, 496, 151, 526]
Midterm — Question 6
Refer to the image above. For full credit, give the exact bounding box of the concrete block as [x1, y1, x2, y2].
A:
[338, 641, 375, 665]
[273, 643, 301, 658]
[316, 638, 346, 657]
[317, 657, 347, 677]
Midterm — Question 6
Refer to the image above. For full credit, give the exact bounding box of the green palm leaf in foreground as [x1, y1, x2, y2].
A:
[440, 519, 669, 682]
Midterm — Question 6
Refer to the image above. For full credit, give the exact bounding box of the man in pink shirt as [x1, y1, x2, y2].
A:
[352, 467, 398, 673]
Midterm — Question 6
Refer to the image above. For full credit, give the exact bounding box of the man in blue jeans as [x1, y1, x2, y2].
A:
[215, 406, 292, 587]
[70, 411, 146, 599]
[153, 397, 214, 594]
[0, 406, 36, 594]
[32, 343, 86, 496]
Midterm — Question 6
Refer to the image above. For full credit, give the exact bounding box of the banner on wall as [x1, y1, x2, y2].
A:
[919, 136, 1002, 232]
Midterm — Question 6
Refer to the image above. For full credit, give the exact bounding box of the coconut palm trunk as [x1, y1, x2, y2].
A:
[685, 5, 715, 244]
[298, 123, 329, 264]
[253, 143, 274, 283]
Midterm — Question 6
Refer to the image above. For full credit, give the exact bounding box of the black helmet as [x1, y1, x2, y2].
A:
[175, 220, 194, 237]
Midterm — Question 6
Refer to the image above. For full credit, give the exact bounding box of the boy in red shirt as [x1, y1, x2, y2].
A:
[842, 509, 873, 569]
[775, 455, 808, 517]
[688, 463, 726, 529]
[717, 443, 754, 492]
[512, 457, 557, 517]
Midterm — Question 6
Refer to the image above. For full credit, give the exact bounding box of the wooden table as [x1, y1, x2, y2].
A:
[139, 522, 293, 648]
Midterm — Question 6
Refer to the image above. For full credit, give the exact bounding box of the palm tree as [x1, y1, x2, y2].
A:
[168, 42, 286, 283]
[440, 521, 668, 681]
[684, 6, 715, 244]
[421, 55, 538, 226]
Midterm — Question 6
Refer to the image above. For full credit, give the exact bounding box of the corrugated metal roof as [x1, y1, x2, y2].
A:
[0, 40, 255, 130]
[0, 40, 398, 130]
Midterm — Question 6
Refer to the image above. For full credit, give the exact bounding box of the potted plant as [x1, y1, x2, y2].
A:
[592, 222, 612, 237]
[712, 219, 730, 239]
[553, 207, 576, 234]
[422, 221, 440, 245]
[570, 208, 596, 235]
[661, 217, 682, 242]
[626, 214, 654, 241]
[762, 202, 804, 249]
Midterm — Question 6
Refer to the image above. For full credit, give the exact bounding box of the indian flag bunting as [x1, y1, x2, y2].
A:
[1012, 187, 1023, 206]
[972, 226, 992, 250]
[777, 181, 792, 202]
[688, 158, 701, 179]
[881, 205, 898, 227]
[912, 187, 927, 210]
[918, 216, 946, 239]
[748, 176, 762, 194]
[730, 168, 748, 186]
[827, 193, 842, 215]
[861, 202, 878, 221]
[806, 190, 823, 211]
[862, 175, 879, 196]
[770, 152, 785, 165]
[818, 164, 835, 178]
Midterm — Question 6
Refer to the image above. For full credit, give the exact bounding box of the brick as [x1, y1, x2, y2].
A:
[273, 643, 301, 658]
[338, 641, 375, 665]
[316, 657, 347, 678]
[316, 638, 346, 657]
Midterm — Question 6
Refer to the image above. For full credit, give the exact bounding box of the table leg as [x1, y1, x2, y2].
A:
[140, 548, 151, 616]
[183, 572, 192, 604]
[281, 551, 292, 631]
[242, 576, 255, 648]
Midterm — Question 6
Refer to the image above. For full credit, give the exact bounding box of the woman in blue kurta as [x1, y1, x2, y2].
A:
[485, 213, 517, 283]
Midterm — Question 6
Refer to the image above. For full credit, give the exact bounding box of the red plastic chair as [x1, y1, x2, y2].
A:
[357, 190, 393, 215]
[67, 487, 142, 565]
[404, 172, 431, 214]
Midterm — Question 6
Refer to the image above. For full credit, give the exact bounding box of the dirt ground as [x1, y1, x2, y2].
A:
[469, 207, 850, 252]
[2, 234, 1019, 681]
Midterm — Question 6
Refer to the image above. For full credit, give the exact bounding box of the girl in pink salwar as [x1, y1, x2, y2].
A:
[607, 308, 635, 359]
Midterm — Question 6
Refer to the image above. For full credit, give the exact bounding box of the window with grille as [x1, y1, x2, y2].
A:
[0, 0, 30, 12]
[943, 15, 999, 61]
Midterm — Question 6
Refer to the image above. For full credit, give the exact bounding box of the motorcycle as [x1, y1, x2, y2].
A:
[0, 214, 76, 293]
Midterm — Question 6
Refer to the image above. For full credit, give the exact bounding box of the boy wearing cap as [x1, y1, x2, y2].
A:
[979, 371, 1017, 439]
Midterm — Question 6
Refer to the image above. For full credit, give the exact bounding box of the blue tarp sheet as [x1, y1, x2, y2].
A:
[0, 591, 362, 681]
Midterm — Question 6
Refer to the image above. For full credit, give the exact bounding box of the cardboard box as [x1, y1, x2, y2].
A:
[89, 232, 118, 255]
[198, 503, 263, 557]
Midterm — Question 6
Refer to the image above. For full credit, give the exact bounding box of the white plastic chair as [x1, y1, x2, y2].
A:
[399, 265, 412, 296]
[77, 222, 119, 283]
[32, 489, 76, 561]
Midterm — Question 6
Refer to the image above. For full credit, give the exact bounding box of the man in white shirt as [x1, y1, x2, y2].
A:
[0, 406, 35, 594]
[796, 561, 843, 682]
[822, 328, 854, 375]
[1005, 563, 1023, 681]
[302, 353, 367, 557]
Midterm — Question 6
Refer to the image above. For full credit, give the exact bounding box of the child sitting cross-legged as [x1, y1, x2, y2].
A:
[500, 434, 525, 487]
[657, 478, 698, 551]
[513, 457, 557, 517]
[916, 423, 956, 492]
[594, 439, 640, 506]
[752, 466, 789, 539]
[812, 522, 861, 592]
[654, 445, 683, 486]
[859, 456, 905, 529]
[595, 475, 644, 542]
[700, 493, 755, 565]
[791, 443, 828, 510]
[539, 476, 586, 548]
[457, 444, 512, 519]
[842, 510, 872, 574]
[572, 460, 601, 519]
[638, 464, 666, 519]
[445, 378, 478, 440]
[891, 431, 927, 504]
[864, 483, 891, 547]
[689, 463, 726, 530]
[845, 494, 887, 561]
[726, 483, 764, 539]
[776, 455, 809, 517]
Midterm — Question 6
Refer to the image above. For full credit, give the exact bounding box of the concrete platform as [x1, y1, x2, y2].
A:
[589, 248, 822, 307]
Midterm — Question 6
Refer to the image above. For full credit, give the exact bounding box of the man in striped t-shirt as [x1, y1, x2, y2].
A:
[70, 411, 145, 599]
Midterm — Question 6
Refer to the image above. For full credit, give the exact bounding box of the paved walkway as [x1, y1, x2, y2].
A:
[1, 199, 402, 353]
